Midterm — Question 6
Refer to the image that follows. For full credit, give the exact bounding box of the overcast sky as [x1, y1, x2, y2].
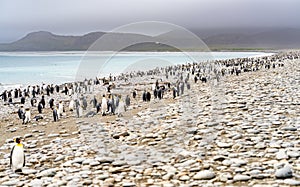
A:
[1, 0, 300, 43]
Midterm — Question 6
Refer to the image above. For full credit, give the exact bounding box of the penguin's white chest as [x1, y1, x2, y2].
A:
[102, 99, 107, 109]
[11, 146, 24, 170]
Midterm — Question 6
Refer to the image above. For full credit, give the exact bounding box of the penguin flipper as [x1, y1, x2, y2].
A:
[23, 153, 25, 167]
[10, 145, 15, 169]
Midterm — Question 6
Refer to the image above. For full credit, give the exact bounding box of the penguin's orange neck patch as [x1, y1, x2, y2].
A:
[16, 143, 23, 147]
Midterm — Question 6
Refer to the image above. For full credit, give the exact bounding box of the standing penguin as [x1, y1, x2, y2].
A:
[37, 102, 43, 114]
[20, 96, 25, 104]
[58, 101, 64, 118]
[23, 108, 31, 124]
[49, 98, 55, 109]
[101, 94, 108, 116]
[125, 95, 130, 107]
[132, 89, 137, 99]
[116, 97, 126, 117]
[146, 91, 151, 102]
[90, 95, 97, 108]
[172, 86, 177, 99]
[53, 107, 59, 122]
[96, 103, 101, 113]
[142, 90, 147, 102]
[82, 97, 87, 110]
[75, 99, 80, 118]
[17, 106, 25, 120]
[41, 95, 46, 108]
[10, 138, 25, 173]
[69, 99, 75, 111]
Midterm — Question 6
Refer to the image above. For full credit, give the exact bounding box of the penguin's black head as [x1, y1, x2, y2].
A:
[15, 138, 21, 144]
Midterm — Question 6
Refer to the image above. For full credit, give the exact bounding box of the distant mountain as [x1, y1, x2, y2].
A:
[202, 28, 300, 49]
[0, 28, 300, 51]
[0, 31, 105, 51]
[0, 31, 157, 51]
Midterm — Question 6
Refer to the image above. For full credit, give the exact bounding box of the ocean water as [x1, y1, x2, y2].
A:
[0, 51, 274, 91]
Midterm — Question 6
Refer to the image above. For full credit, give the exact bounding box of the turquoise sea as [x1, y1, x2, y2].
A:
[0, 51, 274, 91]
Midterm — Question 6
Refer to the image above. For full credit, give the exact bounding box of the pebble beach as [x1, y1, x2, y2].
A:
[0, 50, 300, 186]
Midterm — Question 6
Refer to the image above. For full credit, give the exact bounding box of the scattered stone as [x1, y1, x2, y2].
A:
[284, 179, 300, 186]
[98, 174, 110, 180]
[287, 151, 300, 158]
[28, 179, 43, 187]
[113, 131, 130, 139]
[179, 175, 190, 181]
[72, 157, 85, 164]
[275, 165, 293, 179]
[96, 157, 114, 163]
[282, 126, 297, 131]
[216, 142, 232, 148]
[122, 182, 136, 187]
[1, 179, 20, 186]
[276, 149, 289, 160]
[54, 155, 65, 162]
[233, 174, 251, 181]
[24, 134, 33, 138]
[193, 170, 215, 180]
[48, 134, 60, 138]
[37, 169, 57, 178]
[22, 168, 38, 175]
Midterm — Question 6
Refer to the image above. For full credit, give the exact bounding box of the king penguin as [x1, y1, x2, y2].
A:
[10, 137, 25, 173]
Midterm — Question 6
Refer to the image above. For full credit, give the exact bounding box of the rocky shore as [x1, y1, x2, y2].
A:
[0, 51, 300, 186]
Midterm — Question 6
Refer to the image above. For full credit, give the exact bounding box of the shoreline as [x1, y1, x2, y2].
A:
[0, 51, 276, 91]
[0, 50, 299, 186]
